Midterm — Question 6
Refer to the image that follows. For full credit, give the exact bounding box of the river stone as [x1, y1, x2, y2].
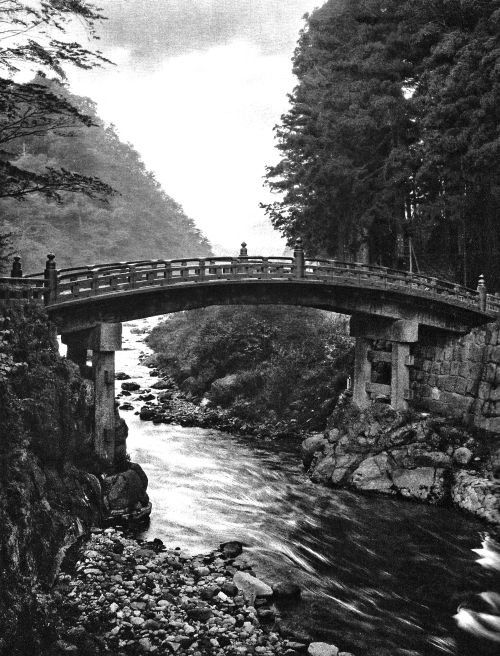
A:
[116, 372, 131, 380]
[187, 607, 213, 622]
[351, 453, 393, 493]
[301, 434, 327, 469]
[121, 381, 140, 391]
[391, 467, 444, 501]
[454, 447, 473, 464]
[233, 571, 273, 604]
[307, 643, 339, 656]
[220, 541, 244, 557]
[151, 379, 174, 389]
[310, 456, 336, 484]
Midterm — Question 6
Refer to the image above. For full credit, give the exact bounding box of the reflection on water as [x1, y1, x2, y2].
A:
[117, 320, 499, 656]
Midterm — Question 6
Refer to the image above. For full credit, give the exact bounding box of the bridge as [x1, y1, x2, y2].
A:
[2, 240, 499, 466]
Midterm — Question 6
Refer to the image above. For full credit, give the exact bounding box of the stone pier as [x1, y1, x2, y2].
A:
[62, 322, 122, 465]
[351, 316, 418, 410]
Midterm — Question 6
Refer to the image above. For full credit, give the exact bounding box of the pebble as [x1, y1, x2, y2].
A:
[49, 530, 349, 656]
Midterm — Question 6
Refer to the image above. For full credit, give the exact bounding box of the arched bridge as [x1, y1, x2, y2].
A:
[2, 240, 499, 466]
[5, 240, 499, 333]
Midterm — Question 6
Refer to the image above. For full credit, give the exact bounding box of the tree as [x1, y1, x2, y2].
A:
[263, 0, 500, 289]
[0, 1, 113, 205]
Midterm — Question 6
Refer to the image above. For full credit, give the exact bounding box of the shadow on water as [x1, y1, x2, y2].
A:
[118, 320, 499, 656]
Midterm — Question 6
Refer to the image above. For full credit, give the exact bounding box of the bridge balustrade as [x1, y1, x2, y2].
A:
[4, 243, 500, 318]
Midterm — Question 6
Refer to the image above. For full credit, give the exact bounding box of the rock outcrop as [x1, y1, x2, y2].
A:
[0, 302, 149, 654]
[303, 398, 500, 525]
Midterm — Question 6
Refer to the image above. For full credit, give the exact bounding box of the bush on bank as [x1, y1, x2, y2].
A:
[146, 306, 354, 432]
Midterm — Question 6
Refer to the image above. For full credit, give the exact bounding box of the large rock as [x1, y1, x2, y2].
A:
[391, 467, 445, 502]
[310, 456, 336, 484]
[351, 453, 394, 493]
[233, 571, 273, 605]
[301, 434, 327, 469]
[151, 379, 174, 390]
[121, 381, 140, 391]
[307, 643, 339, 656]
[103, 465, 150, 518]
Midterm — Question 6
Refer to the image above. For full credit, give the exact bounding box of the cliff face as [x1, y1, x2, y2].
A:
[0, 303, 103, 655]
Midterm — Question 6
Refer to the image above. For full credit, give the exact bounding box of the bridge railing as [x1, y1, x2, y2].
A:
[6, 241, 500, 317]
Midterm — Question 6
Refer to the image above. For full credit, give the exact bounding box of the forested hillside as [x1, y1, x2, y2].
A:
[263, 0, 500, 290]
[0, 77, 212, 273]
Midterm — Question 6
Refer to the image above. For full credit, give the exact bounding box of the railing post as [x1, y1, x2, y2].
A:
[293, 238, 305, 278]
[239, 242, 248, 259]
[10, 255, 22, 278]
[44, 253, 58, 304]
[477, 274, 486, 312]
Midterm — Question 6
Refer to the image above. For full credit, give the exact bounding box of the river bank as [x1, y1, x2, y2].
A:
[46, 528, 346, 656]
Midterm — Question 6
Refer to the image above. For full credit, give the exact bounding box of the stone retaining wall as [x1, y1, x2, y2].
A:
[411, 321, 500, 433]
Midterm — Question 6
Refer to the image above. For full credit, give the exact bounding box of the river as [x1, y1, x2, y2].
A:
[114, 317, 499, 656]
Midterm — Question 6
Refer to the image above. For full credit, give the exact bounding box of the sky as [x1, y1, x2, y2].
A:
[65, 0, 320, 255]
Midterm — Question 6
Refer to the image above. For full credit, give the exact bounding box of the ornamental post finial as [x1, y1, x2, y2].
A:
[239, 242, 248, 258]
[10, 255, 22, 278]
[293, 237, 305, 278]
[477, 274, 487, 312]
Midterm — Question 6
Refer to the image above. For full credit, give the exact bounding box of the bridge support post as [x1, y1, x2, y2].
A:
[350, 316, 417, 411]
[91, 323, 122, 466]
[391, 342, 411, 410]
[352, 337, 372, 409]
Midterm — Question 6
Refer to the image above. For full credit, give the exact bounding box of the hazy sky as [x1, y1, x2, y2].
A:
[66, 0, 319, 254]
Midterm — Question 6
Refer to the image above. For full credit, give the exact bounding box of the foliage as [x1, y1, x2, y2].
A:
[0, 78, 213, 272]
[147, 305, 354, 430]
[263, 0, 500, 289]
[0, 1, 113, 208]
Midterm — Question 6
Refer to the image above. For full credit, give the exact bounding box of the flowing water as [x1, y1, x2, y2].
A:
[114, 318, 500, 656]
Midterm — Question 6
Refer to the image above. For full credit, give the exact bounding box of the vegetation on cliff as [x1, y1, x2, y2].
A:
[0, 302, 103, 654]
[0, 77, 213, 273]
[146, 306, 354, 434]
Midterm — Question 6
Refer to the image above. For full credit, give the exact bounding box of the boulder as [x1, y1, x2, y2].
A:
[140, 406, 156, 421]
[301, 434, 327, 469]
[307, 643, 339, 656]
[151, 379, 174, 390]
[233, 571, 273, 605]
[391, 467, 446, 502]
[351, 453, 394, 494]
[115, 372, 131, 380]
[220, 541, 243, 558]
[121, 381, 141, 391]
[310, 456, 336, 484]
[103, 465, 149, 518]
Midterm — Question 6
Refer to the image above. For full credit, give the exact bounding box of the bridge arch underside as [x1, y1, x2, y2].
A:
[49, 279, 486, 336]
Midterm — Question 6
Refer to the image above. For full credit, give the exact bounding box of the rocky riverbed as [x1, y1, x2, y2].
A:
[116, 371, 305, 442]
[46, 528, 349, 656]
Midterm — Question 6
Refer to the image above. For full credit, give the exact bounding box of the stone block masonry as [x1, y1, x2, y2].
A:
[411, 321, 500, 433]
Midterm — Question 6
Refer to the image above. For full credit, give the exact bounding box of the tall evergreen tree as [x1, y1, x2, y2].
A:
[264, 0, 500, 289]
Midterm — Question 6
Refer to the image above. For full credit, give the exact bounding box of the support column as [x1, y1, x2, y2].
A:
[391, 342, 411, 410]
[352, 337, 372, 409]
[91, 323, 122, 466]
[93, 350, 117, 464]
